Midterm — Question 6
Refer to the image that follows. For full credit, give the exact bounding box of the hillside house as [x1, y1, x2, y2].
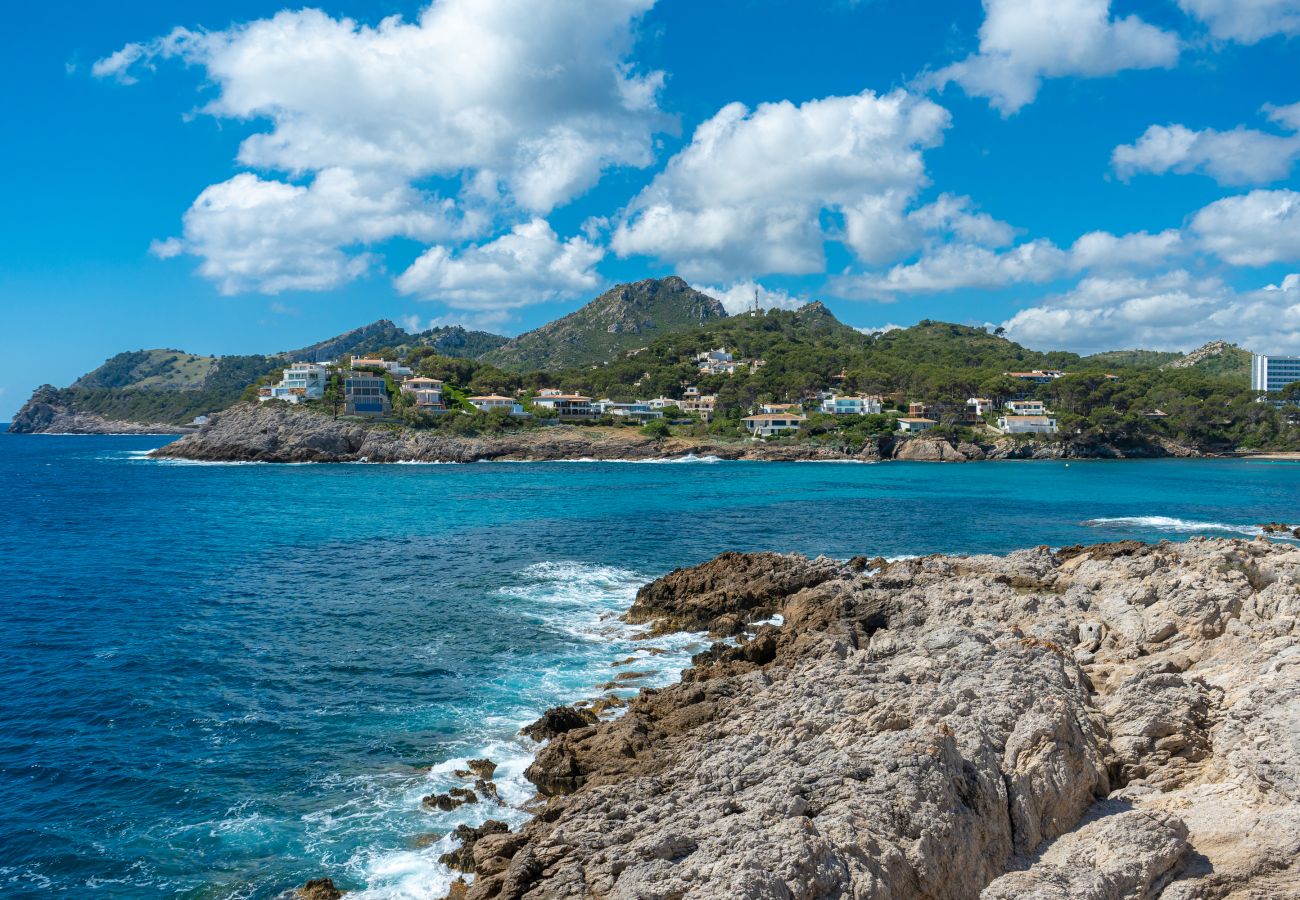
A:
[997, 415, 1058, 435]
[896, 417, 936, 433]
[821, 395, 882, 416]
[742, 413, 805, 438]
[1005, 400, 1048, 416]
[259, 362, 329, 404]
[344, 373, 390, 416]
[351, 357, 413, 378]
[468, 395, 526, 415]
[531, 393, 594, 418]
[401, 376, 446, 412]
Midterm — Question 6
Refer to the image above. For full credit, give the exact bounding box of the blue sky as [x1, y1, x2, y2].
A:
[2, 0, 1299, 419]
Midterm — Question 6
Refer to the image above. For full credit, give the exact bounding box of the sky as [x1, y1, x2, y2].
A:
[2, 0, 1299, 419]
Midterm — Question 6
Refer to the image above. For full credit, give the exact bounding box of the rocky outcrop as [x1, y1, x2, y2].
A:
[9, 389, 190, 434]
[149, 403, 1212, 464]
[452, 538, 1300, 899]
[296, 877, 343, 899]
[519, 706, 598, 742]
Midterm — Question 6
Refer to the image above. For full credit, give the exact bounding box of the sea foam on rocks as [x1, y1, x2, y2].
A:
[452, 537, 1300, 899]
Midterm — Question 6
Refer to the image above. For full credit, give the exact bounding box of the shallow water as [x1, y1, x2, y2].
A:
[0, 433, 1296, 897]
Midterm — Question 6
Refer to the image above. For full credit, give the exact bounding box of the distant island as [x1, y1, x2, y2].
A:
[10, 276, 1299, 461]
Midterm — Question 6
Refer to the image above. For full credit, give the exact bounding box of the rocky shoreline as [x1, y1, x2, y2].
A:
[381, 536, 1300, 900]
[152, 403, 1202, 464]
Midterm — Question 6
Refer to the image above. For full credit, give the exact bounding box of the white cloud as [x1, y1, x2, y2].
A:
[857, 323, 904, 334]
[170, 169, 462, 294]
[1112, 106, 1300, 185]
[1191, 189, 1300, 266]
[1177, 0, 1300, 44]
[698, 280, 807, 314]
[1002, 270, 1300, 354]
[97, 0, 667, 296]
[610, 90, 951, 281]
[928, 0, 1180, 115]
[395, 218, 603, 310]
[832, 239, 1068, 298]
[1067, 229, 1183, 271]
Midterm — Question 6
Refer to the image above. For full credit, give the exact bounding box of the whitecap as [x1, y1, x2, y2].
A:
[1081, 515, 1276, 537]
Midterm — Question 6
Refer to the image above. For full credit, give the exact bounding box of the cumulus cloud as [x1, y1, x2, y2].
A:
[832, 240, 1068, 299]
[1112, 105, 1300, 185]
[830, 226, 1185, 300]
[610, 90, 951, 281]
[96, 0, 667, 295]
[1001, 270, 1300, 354]
[698, 280, 808, 314]
[1191, 189, 1300, 266]
[394, 218, 603, 310]
[1176, 0, 1300, 44]
[927, 0, 1180, 115]
[168, 169, 462, 294]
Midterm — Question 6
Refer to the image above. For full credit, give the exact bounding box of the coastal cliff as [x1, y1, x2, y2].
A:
[451, 537, 1300, 898]
[152, 403, 1200, 463]
[9, 389, 192, 434]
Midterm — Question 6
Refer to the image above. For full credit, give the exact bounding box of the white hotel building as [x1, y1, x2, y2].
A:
[1252, 354, 1300, 394]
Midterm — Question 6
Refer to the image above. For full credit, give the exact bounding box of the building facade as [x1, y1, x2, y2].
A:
[259, 362, 329, 404]
[1252, 354, 1300, 394]
[821, 395, 882, 416]
[997, 415, 1058, 435]
[344, 373, 391, 416]
[896, 417, 936, 433]
[741, 413, 805, 437]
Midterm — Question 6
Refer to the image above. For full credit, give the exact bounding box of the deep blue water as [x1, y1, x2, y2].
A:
[0, 433, 1296, 898]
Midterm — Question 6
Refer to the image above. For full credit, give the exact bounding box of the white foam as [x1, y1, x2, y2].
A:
[1082, 515, 1266, 537]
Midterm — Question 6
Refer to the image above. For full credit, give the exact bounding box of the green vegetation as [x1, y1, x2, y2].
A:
[479, 276, 726, 371]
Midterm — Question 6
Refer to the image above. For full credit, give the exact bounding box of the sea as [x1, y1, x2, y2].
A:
[1, 432, 1296, 898]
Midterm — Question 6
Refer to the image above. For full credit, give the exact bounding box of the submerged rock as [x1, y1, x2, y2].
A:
[460, 538, 1300, 899]
[422, 787, 478, 811]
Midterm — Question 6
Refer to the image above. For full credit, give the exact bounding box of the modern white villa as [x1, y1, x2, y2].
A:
[258, 362, 329, 404]
[467, 395, 527, 415]
[966, 397, 993, 417]
[531, 393, 594, 417]
[742, 413, 805, 437]
[1004, 399, 1049, 416]
[997, 414, 1059, 435]
[896, 417, 936, 433]
[820, 395, 883, 415]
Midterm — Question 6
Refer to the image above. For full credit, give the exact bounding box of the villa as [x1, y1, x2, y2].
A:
[966, 397, 993, 418]
[531, 393, 594, 418]
[896, 417, 936, 433]
[468, 395, 527, 415]
[1006, 370, 1064, 384]
[759, 402, 802, 415]
[605, 401, 664, 422]
[821, 395, 883, 416]
[258, 361, 329, 404]
[401, 376, 446, 412]
[344, 372, 390, 416]
[997, 415, 1058, 435]
[680, 392, 717, 423]
[1005, 399, 1048, 416]
[351, 357, 413, 378]
[742, 413, 805, 438]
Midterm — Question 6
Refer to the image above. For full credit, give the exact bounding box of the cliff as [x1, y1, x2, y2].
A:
[152, 404, 1203, 464]
[451, 537, 1300, 898]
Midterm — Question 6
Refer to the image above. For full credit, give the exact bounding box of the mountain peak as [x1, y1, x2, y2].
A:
[481, 278, 727, 371]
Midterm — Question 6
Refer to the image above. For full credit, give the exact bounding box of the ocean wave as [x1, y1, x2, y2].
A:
[1081, 515, 1289, 538]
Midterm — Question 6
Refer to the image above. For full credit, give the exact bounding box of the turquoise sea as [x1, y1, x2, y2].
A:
[1, 432, 1296, 898]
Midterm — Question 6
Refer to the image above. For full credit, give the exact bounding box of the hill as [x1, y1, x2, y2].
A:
[289, 319, 507, 362]
[1161, 340, 1251, 381]
[479, 276, 727, 371]
[7, 320, 506, 433]
[1082, 349, 1182, 369]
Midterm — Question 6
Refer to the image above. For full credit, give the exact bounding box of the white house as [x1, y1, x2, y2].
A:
[896, 417, 936, 433]
[468, 395, 527, 415]
[1005, 399, 1048, 416]
[401, 376, 446, 412]
[997, 415, 1058, 435]
[680, 393, 716, 423]
[820, 395, 882, 416]
[606, 401, 663, 422]
[259, 362, 329, 404]
[646, 396, 677, 410]
[758, 402, 802, 415]
[530, 393, 594, 417]
[966, 397, 993, 417]
[694, 348, 733, 364]
[742, 413, 805, 437]
[351, 357, 413, 378]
